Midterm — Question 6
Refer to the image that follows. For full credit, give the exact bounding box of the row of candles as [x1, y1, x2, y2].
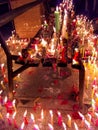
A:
[1, 94, 98, 130]
[1, 92, 98, 130]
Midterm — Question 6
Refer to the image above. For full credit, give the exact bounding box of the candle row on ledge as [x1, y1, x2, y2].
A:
[1, 89, 98, 130]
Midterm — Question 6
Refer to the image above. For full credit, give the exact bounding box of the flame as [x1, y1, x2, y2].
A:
[74, 122, 78, 130]
[0, 90, 3, 94]
[18, 52, 22, 56]
[62, 122, 66, 130]
[6, 113, 10, 119]
[49, 110, 53, 117]
[34, 124, 40, 130]
[1, 63, 4, 69]
[78, 112, 84, 120]
[41, 39, 47, 47]
[31, 113, 35, 122]
[23, 110, 27, 117]
[48, 123, 54, 130]
[41, 109, 44, 120]
[4, 96, 8, 104]
[20, 122, 25, 130]
[12, 111, 17, 119]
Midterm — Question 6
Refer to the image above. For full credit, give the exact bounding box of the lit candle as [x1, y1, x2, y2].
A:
[78, 112, 85, 127]
[57, 111, 62, 126]
[12, 111, 18, 128]
[48, 123, 54, 130]
[1, 63, 5, 74]
[41, 109, 44, 121]
[12, 99, 17, 112]
[0, 81, 6, 90]
[41, 39, 47, 47]
[85, 119, 91, 130]
[67, 114, 71, 128]
[49, 110, 53, 125]
[87, 114, 92, 124]
[62, 122, 66, 130]
[74, 122, 79, 130]
[4, 96, 8, 105]
[18, 52, 23, 60]
[20, 122, 25, 130]
[35, 44, 38, 54]
[3, 74, 8, 83]
[31, 113, 35, 124]
[54, 6, 60, 33]
[23, 110, 28, 125]
[6, 113, 11, 125]
[33, 124, 40, 130]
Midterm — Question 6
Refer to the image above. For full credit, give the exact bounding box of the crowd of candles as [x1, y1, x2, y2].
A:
[0, 0, 98, 129]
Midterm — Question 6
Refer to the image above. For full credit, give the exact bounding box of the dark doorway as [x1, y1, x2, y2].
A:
[0, 2, 14, 40]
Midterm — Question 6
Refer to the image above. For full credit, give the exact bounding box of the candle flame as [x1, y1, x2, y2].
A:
[49, 110, 53, 117]
[34, 124, 40, 130]
[85, 119, 90, 128]
[78, 112, 84, 120]
[18, 52, 22, 56]
[53, 27, 56, 33]
[30, 113, 35, 122]
[0, 81, 3, 85]
[12, 99, 16, 105]
[41, 109, 44, 120]
[41, 39, 47, 47]
[62, 122, 66, 130]
[48, 123, 54, 130]
[1, 63, 4, 68]
[12, 111, 17, 119]
[57, 111, 61, 117]
[20, 122, 25, 130]
[67, 114, 71, 120]
[24, 110, 27, 117]
[4, 96, 8, 104]
[0, 90, 3, 94]
[56, 6, 59, 12]
[6, 113, 10, 118]
[74, 122, 78, 130]
[95, 112, 98, 117]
